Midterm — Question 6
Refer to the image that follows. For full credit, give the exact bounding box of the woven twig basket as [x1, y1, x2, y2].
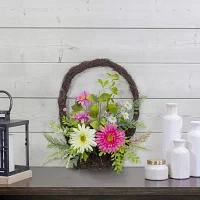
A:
[58, 59, 140, 169]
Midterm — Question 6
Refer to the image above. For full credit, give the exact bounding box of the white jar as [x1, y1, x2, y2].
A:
[162, 103, 182, 164]
[170, 139, 190, 179]
[145, 159, 168, 180]
[186, 121, 200, 177]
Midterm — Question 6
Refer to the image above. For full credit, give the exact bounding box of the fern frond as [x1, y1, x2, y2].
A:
[127, 151, 140, 163]
[43, 149, 68, 165]
[43, 132, 69, 150]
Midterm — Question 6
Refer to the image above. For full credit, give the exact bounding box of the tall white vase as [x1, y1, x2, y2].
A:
[162, 103, 182, 164]
[170, 139, 190, 179]
[187, 121, 200, 177]
[0, 134, 15, 172]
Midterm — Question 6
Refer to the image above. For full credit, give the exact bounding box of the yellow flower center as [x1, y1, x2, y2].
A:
[80, 134, 87, 144]
[126, 104, 130, 107]
[111, 117, 115, 121]
[124, 114, 127, 117]
[107, 134, 114, 142]
[80, 95, 86, 100]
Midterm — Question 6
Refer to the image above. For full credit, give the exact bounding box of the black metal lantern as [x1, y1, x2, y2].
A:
[0, 90, 30, 178]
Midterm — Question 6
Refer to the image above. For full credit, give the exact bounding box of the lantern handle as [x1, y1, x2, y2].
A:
[0, 90, 13, 113]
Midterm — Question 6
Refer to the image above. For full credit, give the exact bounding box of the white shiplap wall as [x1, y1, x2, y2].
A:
[0, 0, 200, 167]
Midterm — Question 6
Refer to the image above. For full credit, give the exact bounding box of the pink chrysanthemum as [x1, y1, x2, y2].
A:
[96, 123, 125, 153]
[76, 91, 90, 105]
[74, 112, 89, 123]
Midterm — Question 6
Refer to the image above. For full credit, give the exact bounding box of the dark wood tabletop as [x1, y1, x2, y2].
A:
[0, 167, 200, 200]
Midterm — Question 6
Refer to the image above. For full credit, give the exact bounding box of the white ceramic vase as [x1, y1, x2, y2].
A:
[186, 121, 200, 177]
[162, 103, 182, 164]
[170, 139, 190, 179]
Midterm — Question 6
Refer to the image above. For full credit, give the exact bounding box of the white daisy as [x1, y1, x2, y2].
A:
[121, 112, 129, 120]
[107, 116, 117, 124]
[69, 124, 97, 153]
[123, 101, 132, 111]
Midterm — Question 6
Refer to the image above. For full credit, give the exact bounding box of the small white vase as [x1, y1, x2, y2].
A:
[170, 139, 190, 179]
[186, 121, 200, 177]
[162, 103, 182, 164]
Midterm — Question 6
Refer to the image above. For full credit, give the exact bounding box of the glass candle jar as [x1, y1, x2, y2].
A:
[145, 159, 168, 180]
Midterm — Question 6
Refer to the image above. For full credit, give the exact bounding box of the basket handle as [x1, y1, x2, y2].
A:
[58, 59, 139, 136]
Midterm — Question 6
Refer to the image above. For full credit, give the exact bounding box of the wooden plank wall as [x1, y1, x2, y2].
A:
[0, 0, 200, 167]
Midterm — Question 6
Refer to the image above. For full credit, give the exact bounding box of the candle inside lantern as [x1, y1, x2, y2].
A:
[0, 134, 15, 172]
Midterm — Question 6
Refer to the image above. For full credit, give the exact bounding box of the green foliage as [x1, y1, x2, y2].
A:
[104, 80, 109, 87]
[98, 79, 103, 86]
[89, 104, 99, 119]
[107, 104, 118, 115]
[107, 73, 119, 80]
[82, 152, 89, 162]
[112, 87, 118, 95]
[43, 149, 69, 165]
[50, 121, 69, 136]
[99, 93, 111, 102]
[43, 132, 69, 150]
[118, 119, 146, 131]
[111, 145, 127, 174]
[127, 151, 140, 163]
[111, 81, 116, 87]
[90, 120, 100, 130]
[100, 117, 108, 127]
[133, 96, 147, 115]
[72, 102, 83, 112]
[62, 116, 79, 128]
[67, 155, 80, 168]
[87, 94, 98, 102]
[112, 73, 119, 80]
[107, 73, 113, 77]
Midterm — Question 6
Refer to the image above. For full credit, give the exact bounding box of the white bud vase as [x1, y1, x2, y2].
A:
[186, 121, 200, 177]
[162, 103, 182, 164]
[170, 139, 190, 179]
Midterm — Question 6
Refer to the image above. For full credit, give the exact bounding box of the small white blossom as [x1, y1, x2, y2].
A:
[123, 101, 132, 111]
[107, 116, 117, 124]
[122, 112, 129, 120]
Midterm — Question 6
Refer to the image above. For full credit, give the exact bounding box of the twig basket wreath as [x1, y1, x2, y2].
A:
[43, 59, 150, 173]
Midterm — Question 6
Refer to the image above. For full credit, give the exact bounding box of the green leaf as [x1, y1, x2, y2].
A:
[90, 121, 100, 130]
[89, 104, 99, 119]
[112, 87, 118, 95]
[87, 94, 98, 103]
[109, 98, 114, 103]
[99, 152, 104, 156]
[107, 73, 113, 77]
[111, 81, 116, 87]
[103, 80, 109, 87]
[99, 93, 111, 102]
[100, 117, 108, 126]
[107, 104, 118, 115]
[113, 74, 119, 80]
[98, 79, 103, 86]
[83, 152, 88, 162]
[72, 102, 83, 112]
